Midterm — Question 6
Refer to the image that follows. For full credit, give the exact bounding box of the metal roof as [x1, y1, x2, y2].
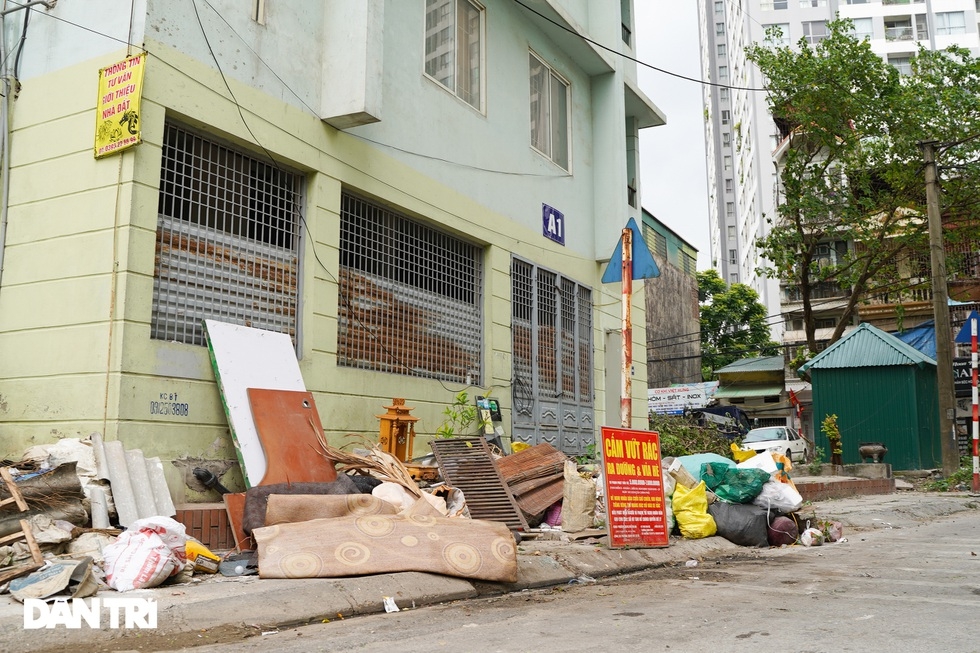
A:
[713, 383, 785, 398]
[799, 323, 937, 372]
[715, 356, 785, 374]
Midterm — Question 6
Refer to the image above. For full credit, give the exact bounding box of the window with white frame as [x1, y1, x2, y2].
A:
[338, 192, 484, 384]
[152, 122, 301, 346]
[424, 0, 485, 111]
[715, 0, 724, 13]
[936, 11, 966, 35]
[729, 273, 739, 283]
[716, 22, 725, 35]
[724, 155, 732, 171]
[726, 202, 735, 218]
[727, 225, 736, 240]
[799, 0, 827, 6]
[725, 178, 733, 193]
[529, 51, 570, 170]
[888, 54, 912, 75]
[723, 132, 731, 147]
[718, 65, 729, 81]
[760, 0, 788, 9]
[729, 249, 737, 265]
[721, 109, 731, 125]
[720, 87, 730, 101]
[850, 17, 873, 40]
[718, 43, 727, 57]
[764, 23, 790, 45]
[802, 20, 828, 43]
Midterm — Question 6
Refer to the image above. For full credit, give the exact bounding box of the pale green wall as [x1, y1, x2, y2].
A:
[0, 41, 649, 501]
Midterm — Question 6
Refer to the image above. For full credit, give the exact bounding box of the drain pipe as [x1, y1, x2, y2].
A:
[0, 0, 55, 294]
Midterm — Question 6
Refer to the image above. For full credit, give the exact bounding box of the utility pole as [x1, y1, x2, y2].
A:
[920, 140, 960, 476]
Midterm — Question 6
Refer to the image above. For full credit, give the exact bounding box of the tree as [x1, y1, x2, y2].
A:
[746, 20, 980, 352]
[698, 269, 780, 379]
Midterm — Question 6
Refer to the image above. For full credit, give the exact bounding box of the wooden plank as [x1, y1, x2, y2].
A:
[204, 319, 306, 488]
[246, 389, 338, 485]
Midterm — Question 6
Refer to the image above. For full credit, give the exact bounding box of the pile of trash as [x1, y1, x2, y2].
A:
[661, 449, 843, 548]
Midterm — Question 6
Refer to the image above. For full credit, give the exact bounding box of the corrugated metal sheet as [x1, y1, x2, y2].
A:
[800, 323, 936, 372]
[715, 356, 785, 374]
[713, 383, 784, 398]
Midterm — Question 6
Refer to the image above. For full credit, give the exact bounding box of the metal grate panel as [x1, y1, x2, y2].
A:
[338, 192, 483, 384]
[429, 437, 528, 531]
[152, 122, 301, 346]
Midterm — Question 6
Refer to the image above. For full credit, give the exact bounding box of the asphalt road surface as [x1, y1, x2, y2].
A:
[176, 502, 980, 653]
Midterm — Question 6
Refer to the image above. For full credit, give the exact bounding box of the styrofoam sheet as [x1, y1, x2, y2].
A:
[204, 319, 306, 487]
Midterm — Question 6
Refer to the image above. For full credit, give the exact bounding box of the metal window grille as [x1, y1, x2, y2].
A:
[338, 192, 483, 384]
[152, 122, 301, 347]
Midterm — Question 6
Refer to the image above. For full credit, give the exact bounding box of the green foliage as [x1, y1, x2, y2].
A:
[821, 414, 842, 456]
[698, 269, 781, 379]
[574, 442, 597, 466]
[435, 391, 487, 438]
[649, 413, 734, 459]
[807, 446, 825, 475]
[745, 19, 980, 351]
[922, 457, 974, 492]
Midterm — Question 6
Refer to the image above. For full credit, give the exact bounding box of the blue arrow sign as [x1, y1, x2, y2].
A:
[601, 217, 660, 283]
[954, 310, 980, 344]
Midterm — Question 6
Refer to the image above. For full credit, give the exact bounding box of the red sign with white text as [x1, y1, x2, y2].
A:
[601, 427, 669, 549]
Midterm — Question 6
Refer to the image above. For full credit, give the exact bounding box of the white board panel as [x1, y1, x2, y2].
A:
[204, 320, 306, 487]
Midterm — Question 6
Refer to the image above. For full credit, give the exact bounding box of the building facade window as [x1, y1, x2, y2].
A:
[760, 0, 788, 9]
[716, 22, 725, 35]
[724, 155, 732, 171]
[802, 20, 828, 43]
[721, 109, 731, 125]
[888, 55, 913, 75]
[729, 249, 738, 265]
[529, 51, 570, 170]
[425, 0, 485, 111]
[718, 43, 727, 57]
[338, 192, 484, 384]
[726, 201, 735, 217]
[850, 17, 873, 40]
[764, 23, 791, 45]
[730, 273, 739, 283]
[715, 0, 724, 13]
[799, 0, 827, 6]
[723, 132, 731, 147]
[718, 65, 729, 81]
[152, 122, 301, 347]
[719, 87, 730, 101]
[728, 225, 736, 240]
[936, 11, 966, 35]
[725, 178, 733, 193]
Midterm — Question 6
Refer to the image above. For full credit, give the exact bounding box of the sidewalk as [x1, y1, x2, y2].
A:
[1, 489, 976, 653]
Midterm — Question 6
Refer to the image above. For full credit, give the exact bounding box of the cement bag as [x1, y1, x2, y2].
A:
[561, 461, 596, 533]
[672, 481, 716, 539]
[707, 502, 770, 547]
[752, 479, 803, 513]
[103, 516, 189, 592]
[701, 462, 770, 504]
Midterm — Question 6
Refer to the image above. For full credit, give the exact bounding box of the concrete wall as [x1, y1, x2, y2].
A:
[645, 258, 701, 387]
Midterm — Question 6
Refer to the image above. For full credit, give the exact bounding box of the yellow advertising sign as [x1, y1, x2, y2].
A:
[94, 54, 146, 158]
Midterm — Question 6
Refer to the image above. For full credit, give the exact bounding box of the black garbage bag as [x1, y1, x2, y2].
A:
[707, 501, 770, 547]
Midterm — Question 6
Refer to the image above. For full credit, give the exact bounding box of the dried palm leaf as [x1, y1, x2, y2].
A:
[314, 432, 422, 498]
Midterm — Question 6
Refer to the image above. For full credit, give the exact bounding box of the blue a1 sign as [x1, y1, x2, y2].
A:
[542, 203, 565, 245]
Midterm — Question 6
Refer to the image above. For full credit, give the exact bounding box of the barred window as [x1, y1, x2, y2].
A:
[338, 193, 483, 384]
[152, 122, 301, 346]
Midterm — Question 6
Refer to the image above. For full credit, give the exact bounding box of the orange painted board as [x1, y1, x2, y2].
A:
[223, 492, 252, 552]
[246, 388, 338, 486]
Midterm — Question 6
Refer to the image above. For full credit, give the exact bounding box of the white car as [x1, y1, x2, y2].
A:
[740, 426, 808, 463]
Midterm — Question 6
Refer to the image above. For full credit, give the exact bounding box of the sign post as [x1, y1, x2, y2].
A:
[600, 427, 669, 548]
[601, 217, 660, 429]
[973, 318, 979, 493]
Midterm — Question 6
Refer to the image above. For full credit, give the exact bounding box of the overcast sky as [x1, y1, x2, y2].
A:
[635, 4, 712, 270]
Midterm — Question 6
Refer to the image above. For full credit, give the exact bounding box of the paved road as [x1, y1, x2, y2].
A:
[177, 497, 980, 653]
